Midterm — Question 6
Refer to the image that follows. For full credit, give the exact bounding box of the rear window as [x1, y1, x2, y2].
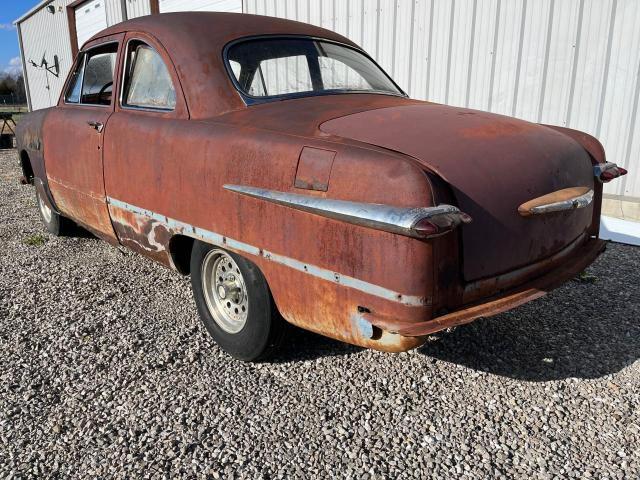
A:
[226, 37, 402, 101]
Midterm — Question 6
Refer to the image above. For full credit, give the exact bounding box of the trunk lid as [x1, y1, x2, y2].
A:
[320, 103, 595, 281]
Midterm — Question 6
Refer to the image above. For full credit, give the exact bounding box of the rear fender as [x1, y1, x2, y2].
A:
[542, 124, 606, 164]
[542, 124, 604, 237]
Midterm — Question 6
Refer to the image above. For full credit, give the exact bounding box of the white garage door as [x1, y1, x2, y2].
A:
[75, 0, 108, 48]
[159, 0, 242, 13]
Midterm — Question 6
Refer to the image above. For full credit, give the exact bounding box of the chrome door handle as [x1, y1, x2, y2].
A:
[87, 121, 104, 133]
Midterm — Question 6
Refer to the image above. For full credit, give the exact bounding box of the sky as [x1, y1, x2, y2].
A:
[0, 0, 41, 76]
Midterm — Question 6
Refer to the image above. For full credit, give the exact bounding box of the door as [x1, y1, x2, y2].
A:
[74, 0, 108, 48]
[102, 33, 189, 258]
[43, 36, 123, 242]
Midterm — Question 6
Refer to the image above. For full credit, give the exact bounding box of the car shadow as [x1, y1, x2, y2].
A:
[270, 324, 363, 362]
[418, 273, 640, 381]
[269, 244, 640, 379]
[66, 222, 96, 239]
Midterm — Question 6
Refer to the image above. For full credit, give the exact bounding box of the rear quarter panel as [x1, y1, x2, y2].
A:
[102, 113, 437, 350]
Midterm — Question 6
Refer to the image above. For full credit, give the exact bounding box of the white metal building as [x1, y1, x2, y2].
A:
[14, 0, 242, 112]
[14, 0, 640, 207]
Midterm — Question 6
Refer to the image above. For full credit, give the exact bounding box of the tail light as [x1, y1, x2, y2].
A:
[594, 162, 628, 183]
[412, 208, 472, 238]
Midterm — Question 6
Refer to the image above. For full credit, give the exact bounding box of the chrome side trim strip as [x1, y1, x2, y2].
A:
[223, 184, 462, 238]
[529, 189, 594, 215]
[106, 197, 430, 307]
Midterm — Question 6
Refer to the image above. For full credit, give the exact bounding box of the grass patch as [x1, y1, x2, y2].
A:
[0, 105, 28, 114]
[10, 113, 23, 125]
[24, 233, 47, 247]
[0, 106, 26, 132]
[574, 271, 598, 284]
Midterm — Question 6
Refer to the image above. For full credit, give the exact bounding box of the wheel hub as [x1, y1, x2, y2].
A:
[217, 281, 242, 302]
[201, 250, 249, 334]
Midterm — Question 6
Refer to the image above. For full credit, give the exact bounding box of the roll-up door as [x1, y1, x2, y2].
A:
[159, 0, 242, 13]
[75, 0, 108, 48]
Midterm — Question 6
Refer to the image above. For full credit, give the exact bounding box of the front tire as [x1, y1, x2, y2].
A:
[36, 188, 72, 236]
[190, 241, 285, 361]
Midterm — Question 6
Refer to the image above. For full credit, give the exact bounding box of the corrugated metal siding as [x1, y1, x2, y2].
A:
[75, 0, 108, 47]
[19, 1, 75, 111]
[126, 0, 151, 19]
[105, 0, 125, 24]
[244, 0, 640, 200]
[19, 0, 126, 111]
[159, 0, 242, 13]
[17, 0, 640, 199]
[18, 0, 245, 111]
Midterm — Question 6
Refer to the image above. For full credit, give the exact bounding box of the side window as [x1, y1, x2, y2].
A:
[81, 45, 118, 105]
[122, 42, 176, 110]
[65, 52, 85, 103]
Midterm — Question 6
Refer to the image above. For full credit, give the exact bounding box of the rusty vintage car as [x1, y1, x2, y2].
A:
[17, 12, 627, 360]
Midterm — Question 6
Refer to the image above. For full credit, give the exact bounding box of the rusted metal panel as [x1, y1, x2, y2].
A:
[320, 104, 597, 281]
[365, 237, 606, 337]
[294, 147, 336, 192]
[108, 202, 175, 268]
[41, 32, 126, 243]
[106, 195, 431, 351]
[101, 106, 435, 351]
[44, 107, 118, 241]
[15, 108, 49, 182]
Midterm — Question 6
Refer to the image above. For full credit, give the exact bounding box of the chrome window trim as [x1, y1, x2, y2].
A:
[63, 41, 119, 108]
[119, 38, 176, 113]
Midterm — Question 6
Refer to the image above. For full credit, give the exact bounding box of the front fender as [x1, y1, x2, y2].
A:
[16, 108, 52, 182]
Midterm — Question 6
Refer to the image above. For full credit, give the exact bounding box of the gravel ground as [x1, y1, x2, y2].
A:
[1, 148, 639, 479]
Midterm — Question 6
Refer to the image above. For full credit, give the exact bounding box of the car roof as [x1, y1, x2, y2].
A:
[89, 12, 357, 119]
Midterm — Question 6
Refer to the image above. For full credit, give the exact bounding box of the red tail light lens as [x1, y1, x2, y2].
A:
[412, 211, 472, 238]
[595, 163, 628, 183]
[413, 219, 440, 236]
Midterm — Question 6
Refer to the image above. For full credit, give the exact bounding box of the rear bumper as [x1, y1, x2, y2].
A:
[366, 236, 606, 337]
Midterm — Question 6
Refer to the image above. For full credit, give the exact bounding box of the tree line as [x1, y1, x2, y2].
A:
[0, 73, 27, 106]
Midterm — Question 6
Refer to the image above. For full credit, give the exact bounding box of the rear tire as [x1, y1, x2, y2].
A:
[190, 241, 286, 361]
[36, 188, 72, 236]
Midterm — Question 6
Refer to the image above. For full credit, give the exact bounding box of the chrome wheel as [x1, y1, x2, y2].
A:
[201, 249, 249, 334]
[38, 192, 52, 224]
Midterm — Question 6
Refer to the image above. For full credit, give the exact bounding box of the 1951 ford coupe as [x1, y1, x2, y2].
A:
[17, 13, 627, 360]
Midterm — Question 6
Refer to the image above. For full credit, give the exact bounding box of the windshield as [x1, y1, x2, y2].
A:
[226, 37, 403, 100]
